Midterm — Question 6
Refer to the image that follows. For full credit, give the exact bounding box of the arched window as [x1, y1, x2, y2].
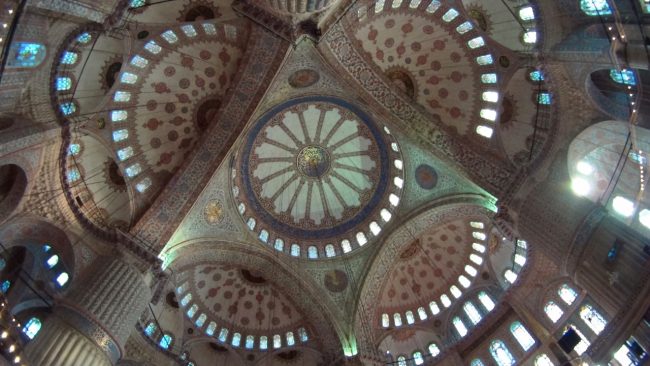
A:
[187, 304, 198, 318]
[286, 331, 295, 346]
[274, 239, 284, 252]
[429, 301, 440, 315]
[1, 280, 11, 293]
[341, 240, 352, 253]
[61, 51, 78, 65]
[453, 316, 467, 337]
[459, 275, 471, 288]
[144, 322, 156, 337]
[307, 246, 318, 259]
[428, 343, 440, 356]
[490, 340, 516, 366]
[610, 69, 636, 85]
[558, 284, 577, 305]
[258, 230, 269, 243]
[579, 305, 607, 335]
[470, 254, 483, 265]
[417, 307, 428, 320]
[273, 334, 281, 348]
[381, 313, 390, 328]
[22, 317, 41, 339]
[450, 285, 462, 298]
[440, 294, 451, 307]
[298, 327, 308, 342]
[405, 310, 415, 324]
[472, 232, 486, 240]
[413, 351, 424, 365]
[290, 244, 300, 257]
[245, 335, 254, 349]
[159, 333, 172, 350]
[195, 314, 206, 328]
[7, 42, 46, 68]
[510, 321, 536, 351]
[534, 354, 555, 366]
[478, 291, 495, 311]
[46, 254, 59, 268]
[464, 302, 482, 325]
[218, 328, 228, 342]
[580, 0, 612, 16]
[465, 265, 478, 277]
[393, 313, 402, 327]
[397, 356, 407, 366]
[232, 332, 241, 347]
[259, 336, 268, 350]
[55, 272, 69, 287]
[544, 301, 564, 323]
[56, 77, 72, 91]
[471, 359, 485, 366]
[205, 322, 216, 336]
[325, 244, 336, 257]
[180, 293, 192, 307]
[504, 269, 518, 284]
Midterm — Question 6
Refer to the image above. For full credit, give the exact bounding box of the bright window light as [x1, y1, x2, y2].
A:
[476, 125, 493, 138]
[519, 6, 535, 21]
[639, 209, 650, 229]
[571, 177, 591, 196]
[576, 161, 594, 175]
[612, 196, 635, 217]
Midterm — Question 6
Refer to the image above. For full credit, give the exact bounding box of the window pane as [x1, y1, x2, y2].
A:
[428, 343, 440, 356]
[510, 321, 536, 351]
[413, 351, 424, 365]
[544, 301, 564, 323]
[558, 284, 577, 305]
[22, 317, 41, 339]
[464, 302, 482, 325]
[478, 291, 495, 311]
[579, 305, 607, 335]
[453, 317, 467, 337]
[504, 269, 518, 284]
[159, 334, 172, 349]
[490, 340, 516, 366]
[393, 313, 402, 327]
[534, 354, 555, 366]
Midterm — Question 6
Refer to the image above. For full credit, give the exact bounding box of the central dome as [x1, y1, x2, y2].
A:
[296, 145, 331, 178]
[233, 96, 404, 258]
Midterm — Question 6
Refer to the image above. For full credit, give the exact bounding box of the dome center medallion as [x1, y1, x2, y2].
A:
[296, 145, 330, 178]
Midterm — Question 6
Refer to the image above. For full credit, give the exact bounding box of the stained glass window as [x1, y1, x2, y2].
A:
[482, 73, 497, 84]
[218, 328, 228, 342]
[457, 21, 474, 34]
[308, 246, 318, 259]
[274, 239, 284, 252]
[453, 316, 468, 336]
[413, 351, 424, 365]
[535, 354, 554, 366]
[394, 313, 403, 327]
[195, 313, 206, 327]
[476, 55, 494, 65]
[580, 0, 612, 16]
[159, 334, 172, 349]
[125, 163, 142, 178]
[0, 280, 10, 293]
[8, 43, 46, 68]
[113, 130, 129, 143]
[120, 72, 137, 84]
[245, 335, 254, 349]
[490, 340, 516, 366]
[476, 125, 494, 138]
[429, 301, 440, 315]
[478, 291, 495, 311]
[558, 284, 578, 305]
[130, 0, 145, 7]
[523, 31, 538, 44]
[56, 272, 69, 287]
[579, 305, 607, 335]
[187, 304, 198, 318]
[519, 6, 535, 21]
[409, 0, 422, 8]
[273, 334, 281, 348]
[428, 343, 440, 356]
[144, 322, 156, 337]
[144, 41, 162, 54]
[260, 336, 268, 349]
[471, 360, 485, 366]
[77, 33, 92, 44]
[405, 310, 415, 324]
[56, 77, 72, 91]
[130, 55, 148, 68]
[202, 23, 217, 35]
[232, 333, 241, 347]
[298, 327, 308, 342]
[530, 70, 545, 81]
[442, 8, 459, 22]
[544, 301, 563, 323]
[258, 230, 269, 243]
[290, 244, 300, 257]
[341, 240, 352, 253]
[180, 293, 192, 307]
[464, 302, 482, 325]
[113, 91, 131, 102]
[206, 322, 216, 336]
[67, 168, 81, 182]
[68, 143, 81, 155]
[468, 37, 486, 49]
[426, 1, 441, 13]
[610, 69, 636, 85]
[325, 244, 336, 257]
[111, 110, 128, 122]
[117, 147, 134, 161]
[161, 30, 178, 43]
[181, 25, 197, 37]
[286, 331, 295, 346]
[61, 51, 78, 65]
[537, 92, 552, 105]
[382, 313, 390, 327]
[417, 307, 428, 320]
[511, 321, 536, 350]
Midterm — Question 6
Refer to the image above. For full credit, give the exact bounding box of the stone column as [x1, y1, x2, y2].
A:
[25, 257, 152, 365]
